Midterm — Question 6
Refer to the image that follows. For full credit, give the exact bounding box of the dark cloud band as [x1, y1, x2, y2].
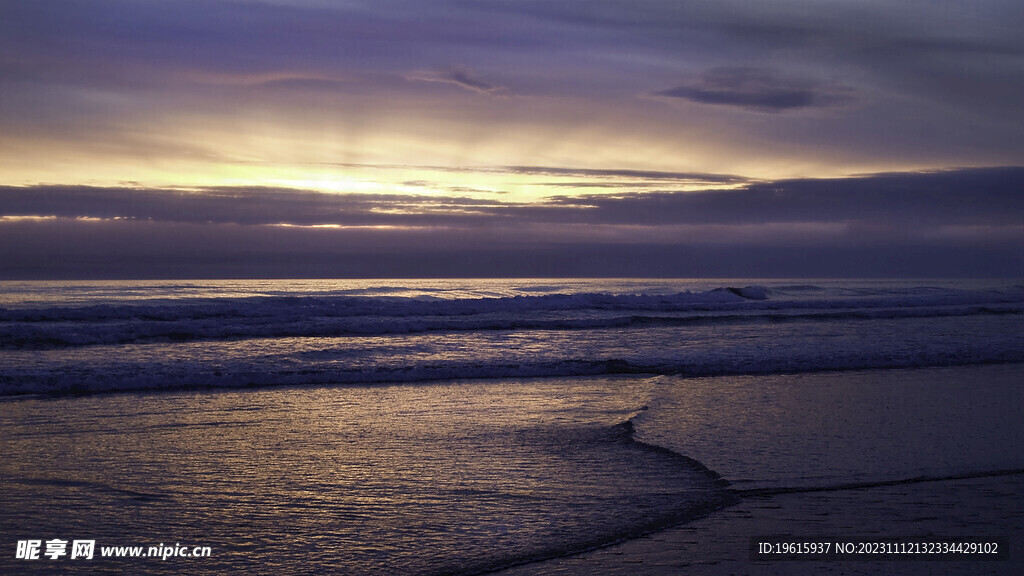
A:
[655, 67, 856, 112]
[2, 167, 1020, 228]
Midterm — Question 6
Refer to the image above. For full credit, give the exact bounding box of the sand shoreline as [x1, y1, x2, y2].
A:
[498, 364, 1024, 575]
[497, 472, 1023, 575]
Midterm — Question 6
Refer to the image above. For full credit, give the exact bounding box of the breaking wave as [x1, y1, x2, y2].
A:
[3, 284, 1022, 349]
[2, 281, 1023, 395]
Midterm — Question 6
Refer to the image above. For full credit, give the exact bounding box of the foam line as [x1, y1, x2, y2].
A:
[736, 468, 1024, 498]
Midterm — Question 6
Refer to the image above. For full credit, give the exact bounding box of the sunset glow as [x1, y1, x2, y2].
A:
[2, 0, 1022, 277]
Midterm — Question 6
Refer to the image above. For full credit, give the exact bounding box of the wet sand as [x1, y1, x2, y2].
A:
[497, 473, 1022, 575]
[499, 364, 1024, 575]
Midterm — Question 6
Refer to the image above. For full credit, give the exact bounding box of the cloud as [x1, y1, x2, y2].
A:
[499, 165, 748, 184]
[4, 0, 1024, 179]
[2, 166, 1020, 232]
[312, 163, 746, 185]
[0, 186, 510, 227]
[2, 167, 1022, 278]
[2, 219, 1021, 279]
[180, 70, 351, 89]
[543, 167, 1024, 227]
[407, 68, 504, 94]
[655, 67, 855, 112]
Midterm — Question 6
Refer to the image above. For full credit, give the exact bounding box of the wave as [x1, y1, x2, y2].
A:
[5, 351, 1024, 397]
[3, 284, 1022, 349]
[736, 468, 1024, 497]
[2, 282, 1022, 396]
[476, 417, 736, 575]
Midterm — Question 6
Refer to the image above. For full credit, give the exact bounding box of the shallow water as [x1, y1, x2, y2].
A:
[496, 364, 1024, 576]
[634, 364, 1024, 489]
[0, 377, 729, 575]
[2, 279, 1021, 573]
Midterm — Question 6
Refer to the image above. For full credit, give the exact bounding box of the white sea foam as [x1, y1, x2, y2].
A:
[1, 280, 1022, 395]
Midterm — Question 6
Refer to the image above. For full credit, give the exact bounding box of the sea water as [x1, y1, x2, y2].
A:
[1, 278, 1022, 574]
[0, 377, 734, 575]
[2, 278, 1022, 395]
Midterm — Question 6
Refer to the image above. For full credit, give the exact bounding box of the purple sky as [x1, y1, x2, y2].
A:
[1, 0, 1022, 278]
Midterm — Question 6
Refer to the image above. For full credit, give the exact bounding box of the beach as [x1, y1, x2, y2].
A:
[499, 364, 1024, 575]
[1, 279, 1022, 574]
[499, 473, 1023, 575]
[2, 364, 1021, 574]
[5, 0, 1024, 571]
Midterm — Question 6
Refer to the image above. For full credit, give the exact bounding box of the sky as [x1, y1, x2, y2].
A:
[1, 0, 1022, 278]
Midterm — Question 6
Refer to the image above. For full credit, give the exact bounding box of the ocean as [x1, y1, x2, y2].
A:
[2, 278, 1023, 395]
[1, 278, 1022, 574]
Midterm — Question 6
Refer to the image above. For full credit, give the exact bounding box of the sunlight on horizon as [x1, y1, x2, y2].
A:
[0, 151, 760, 202]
